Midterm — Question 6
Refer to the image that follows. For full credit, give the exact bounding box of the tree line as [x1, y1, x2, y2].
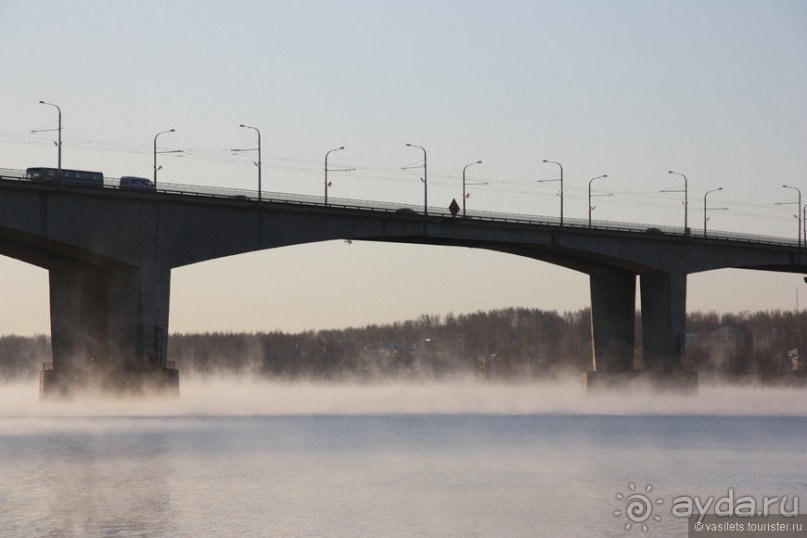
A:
[1, 308, 805, 382]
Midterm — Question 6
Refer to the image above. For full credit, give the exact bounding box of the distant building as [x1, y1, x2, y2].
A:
[783, 348, 805, 374]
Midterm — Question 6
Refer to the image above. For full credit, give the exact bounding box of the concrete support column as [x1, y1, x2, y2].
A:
[589, 270, 636, 372]
[135, 264, 171, 369]
[43, 262, 176, 397]
[640, 271, 687, 370]
[49, 265, 109, 371]
[104, 264, 171, 369]
[584, 270, 696, 393]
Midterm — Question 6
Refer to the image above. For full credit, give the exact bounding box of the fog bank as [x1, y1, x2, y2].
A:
[1, 377, 805, 421]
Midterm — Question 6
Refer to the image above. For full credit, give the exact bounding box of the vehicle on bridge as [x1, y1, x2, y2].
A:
[119, 176, 155, 190]
[26, 167, 104, 187]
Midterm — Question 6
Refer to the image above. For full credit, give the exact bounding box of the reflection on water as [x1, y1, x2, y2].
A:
[3, 428, 177, 537]
[0, 379, 805, 537]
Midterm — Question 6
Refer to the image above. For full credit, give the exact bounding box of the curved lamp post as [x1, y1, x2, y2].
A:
[666, 170, 689, 234]
[462, 160, 482, 217]
[324, 146, 343, 206]
[540, 159, 564, 226]
[324, 146, 354, 206]
[703, 187, 726, 238]
[782, 185, 803, 248]
[587, 174, 608, 227]
[405, 143, 427, 216]
[803, 203, 807, 249]
[37, 100, 62, 176]
[153, 129, 175, 186]
[239, 124, 262, 201]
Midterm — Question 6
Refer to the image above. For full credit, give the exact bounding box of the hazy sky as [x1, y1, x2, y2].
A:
[1, 0, 806, 335]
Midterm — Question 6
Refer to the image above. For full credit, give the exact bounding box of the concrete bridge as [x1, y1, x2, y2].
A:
[0, 172, 804, 396]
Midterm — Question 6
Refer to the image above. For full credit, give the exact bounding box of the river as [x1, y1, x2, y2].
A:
[0, 379, 805, 537]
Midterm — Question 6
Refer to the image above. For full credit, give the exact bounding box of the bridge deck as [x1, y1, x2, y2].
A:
[0, 169, 797, 249]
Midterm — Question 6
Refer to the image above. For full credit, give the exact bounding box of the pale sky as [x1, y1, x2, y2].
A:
[1, 0, 806, 335]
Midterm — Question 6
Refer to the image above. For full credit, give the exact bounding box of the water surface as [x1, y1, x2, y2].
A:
[1, 380, 804, 537]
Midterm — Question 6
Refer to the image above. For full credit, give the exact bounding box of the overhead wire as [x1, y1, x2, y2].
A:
[0, 127, 799, 226]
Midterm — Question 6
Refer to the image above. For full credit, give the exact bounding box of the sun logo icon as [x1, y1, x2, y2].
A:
[614, 482, 664, 531]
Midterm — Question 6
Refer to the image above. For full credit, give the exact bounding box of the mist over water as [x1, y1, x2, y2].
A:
[1, 376, 806, 419]
[1, 378, 805, 537]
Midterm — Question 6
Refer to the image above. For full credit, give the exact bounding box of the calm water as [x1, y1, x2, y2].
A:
[0, 380, 805, 537]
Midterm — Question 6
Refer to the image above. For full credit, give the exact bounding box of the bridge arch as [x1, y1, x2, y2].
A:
[169, 239, 590, 333]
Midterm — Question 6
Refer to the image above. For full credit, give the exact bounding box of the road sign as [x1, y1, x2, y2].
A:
[449, 198, 460, 217]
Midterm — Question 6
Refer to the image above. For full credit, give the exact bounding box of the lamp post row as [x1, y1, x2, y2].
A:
[29, 103, 802, 245]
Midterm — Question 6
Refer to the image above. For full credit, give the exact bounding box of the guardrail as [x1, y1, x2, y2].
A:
[0, 169, 800, 249]
[40, 360, 179, 370]
[0, 168, 25, 178]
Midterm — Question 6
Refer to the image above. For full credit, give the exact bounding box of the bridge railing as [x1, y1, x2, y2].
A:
[0, 168, 25, 179]
[0, 169, 799, 248]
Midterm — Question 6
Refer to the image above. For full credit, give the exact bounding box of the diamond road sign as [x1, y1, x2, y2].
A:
[449, 198, 460, 217]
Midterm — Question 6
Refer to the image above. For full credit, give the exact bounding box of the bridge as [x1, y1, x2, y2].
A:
[0, 169, 804, 396]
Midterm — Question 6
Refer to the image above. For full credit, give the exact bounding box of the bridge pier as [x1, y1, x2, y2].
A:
[40, 263, 178, 399]
[640, 271, 687, 370]
[638, 270, 697, 392]
[588, 270, 635, 372]
[582, 269, 697, 393]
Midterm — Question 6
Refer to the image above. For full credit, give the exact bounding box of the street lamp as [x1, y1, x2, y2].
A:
[666, 170, 689, 234]
[782, 185, 803, 248]
[462, 160, 482, 217]
[324, 146, 343, 205]
[323, 146, 355, 206]
[703, 187, 726, 238]
[540, 160, 564, 226]
[405, 143, 427, 216]
[153, 129, 175, 186]
[587, 174, 608, 228]
[239, 124, 262, 201]
[803, 203, 807, 248]
[37, 100, 62, 176]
